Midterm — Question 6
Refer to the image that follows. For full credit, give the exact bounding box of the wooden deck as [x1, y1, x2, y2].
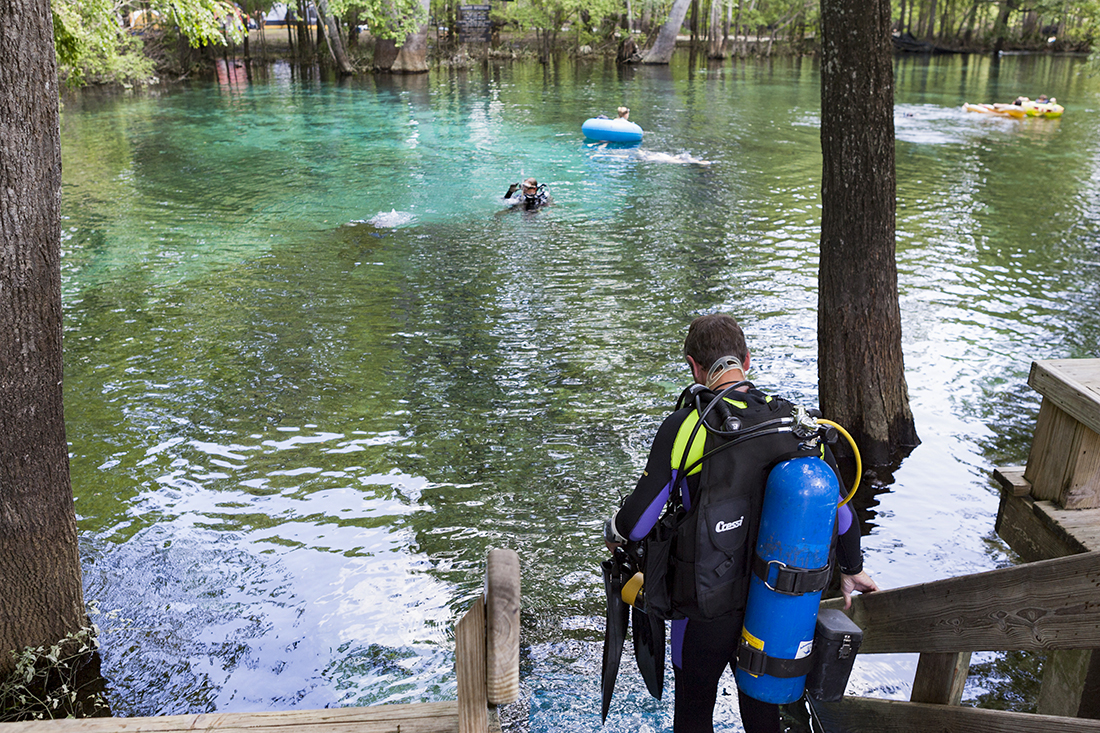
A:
[0, 702, 499, 733]
[993, 359, 1100, 719]
[815, 358, 1100, 731]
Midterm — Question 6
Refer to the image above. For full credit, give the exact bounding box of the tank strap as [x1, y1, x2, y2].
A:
[752, 555, 831, 595]
[736, 642, 816, 679]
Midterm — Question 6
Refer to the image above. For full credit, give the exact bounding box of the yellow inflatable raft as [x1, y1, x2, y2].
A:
[963, 100, 1064, 119]
[1023, 101, 1064, 118]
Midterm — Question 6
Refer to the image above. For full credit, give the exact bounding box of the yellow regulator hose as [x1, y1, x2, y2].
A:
[818, 419, 861, 507]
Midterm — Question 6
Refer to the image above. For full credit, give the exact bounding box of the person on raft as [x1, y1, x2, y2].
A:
[503, 177, 550, 211]
[604, 313, 879, 733]
[594, 106, 630, 121]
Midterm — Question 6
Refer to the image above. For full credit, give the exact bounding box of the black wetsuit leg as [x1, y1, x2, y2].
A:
[737, 690, 781, 733]
[673, 615, 780, 733]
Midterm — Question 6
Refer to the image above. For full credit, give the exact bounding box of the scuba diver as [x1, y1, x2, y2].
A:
[503, 177, 551, 211]
[602, 313, 879, 733]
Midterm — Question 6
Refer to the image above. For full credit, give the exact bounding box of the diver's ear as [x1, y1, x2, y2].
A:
[686, 355, 706, 385]
[742, 350, 750, 372]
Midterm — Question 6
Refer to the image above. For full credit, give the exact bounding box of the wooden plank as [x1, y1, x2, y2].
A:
[1063, 425, 1100, 509]
[812, 695, 1100, 733]
[910, 651, 971, 705]
[1026, 400, 1081, 504]
[485, 549, 520, 706]
[456, 595, 488, 733]
[1029, 359, 1100, 437]
[992, 466, 1031, 497]
[0, 703, 461, 733]
[818, 551, 1100, 654]
[1027, 360, 1100, 508]
[995, 492, 1090, 564]
[1034, 500, 1100, 553]
[1026, 398, 1061, 501]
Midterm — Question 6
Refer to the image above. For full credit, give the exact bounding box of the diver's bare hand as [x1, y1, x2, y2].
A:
[840, 570, 879, 609]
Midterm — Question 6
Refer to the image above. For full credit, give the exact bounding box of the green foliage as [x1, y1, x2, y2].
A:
[49, 0, 245, 86]
[0, 626, 106, 721]
[51, 0, 155, 86]
[889, 0, 1100, 49]
[495, 0, 624, 43]
[166, 0, 248, 47]
[335, 0, 427, 42]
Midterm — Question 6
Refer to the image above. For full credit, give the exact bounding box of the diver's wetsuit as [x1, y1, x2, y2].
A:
[504, 188, 551, 210]
[612, 385, 864, 733]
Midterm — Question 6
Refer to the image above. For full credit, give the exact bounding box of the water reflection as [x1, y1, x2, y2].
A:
[58, 53, 1100, 729]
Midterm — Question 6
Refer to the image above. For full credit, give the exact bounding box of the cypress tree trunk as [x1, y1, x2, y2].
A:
[723, 0, 731, 54]
[346, 9, 358, 48]
[315, 0, 355, 74]
[689, 0, 699, 48]
[0, 0, 88, 676]
[374, 37, 399, 70]
[992, 0, 1012, 54]
[819, 0, 919, 466]
[707, 0, 725, 58]
[391, 0, 431, 72]
[641, 0, 692, 63]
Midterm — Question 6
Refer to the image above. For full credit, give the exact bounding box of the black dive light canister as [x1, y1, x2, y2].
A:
[804, 609, 864, 703]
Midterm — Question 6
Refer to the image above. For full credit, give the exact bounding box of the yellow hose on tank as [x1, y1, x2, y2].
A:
[818, 419, 861, 508]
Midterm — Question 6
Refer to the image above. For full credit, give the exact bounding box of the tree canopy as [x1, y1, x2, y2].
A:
[49, 0, 424, 85]
[333, 0, 426, 43]
[48, 0, 1100, 85]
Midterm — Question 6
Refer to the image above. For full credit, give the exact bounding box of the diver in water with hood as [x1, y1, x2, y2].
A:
[503, 177, 551, 211]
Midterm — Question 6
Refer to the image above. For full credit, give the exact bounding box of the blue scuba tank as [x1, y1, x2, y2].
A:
[735, 456, 838, 704]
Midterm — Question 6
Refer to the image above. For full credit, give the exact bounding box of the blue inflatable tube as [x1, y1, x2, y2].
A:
[582, 117, 644, 143]
[735, 457, 838, 704]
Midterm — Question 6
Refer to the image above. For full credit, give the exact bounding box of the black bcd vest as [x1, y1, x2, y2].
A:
[644, 390, 810, 621]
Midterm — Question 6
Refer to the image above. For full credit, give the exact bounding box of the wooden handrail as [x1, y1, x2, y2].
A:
[813, 696, 1100, 732]
[820, 550, 1100, 654]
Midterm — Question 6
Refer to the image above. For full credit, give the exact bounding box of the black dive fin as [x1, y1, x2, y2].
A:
[631, 604, 665, 700]
[601, 558, 630, 722]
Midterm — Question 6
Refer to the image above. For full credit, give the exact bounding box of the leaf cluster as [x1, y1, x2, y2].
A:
[51, 0, 156, 86]
[50, 0, 254, 86]
[334, 0, 428, 41]
[494, 0, 622, 40]
[0, 626, 106, 722]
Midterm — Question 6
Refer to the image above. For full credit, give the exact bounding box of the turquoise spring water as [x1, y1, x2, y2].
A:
[58, 52, 1100, 730]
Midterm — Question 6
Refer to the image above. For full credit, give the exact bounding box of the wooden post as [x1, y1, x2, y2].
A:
[910, 651, 971, 705]
[485, 548, 521, 705]
[1039, 649, 1096, 718]
[456, 549, 521, 733]
[456, 595, 487, 733]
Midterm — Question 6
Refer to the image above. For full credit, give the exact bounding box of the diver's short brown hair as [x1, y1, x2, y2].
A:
[683, 313, 748, 371]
